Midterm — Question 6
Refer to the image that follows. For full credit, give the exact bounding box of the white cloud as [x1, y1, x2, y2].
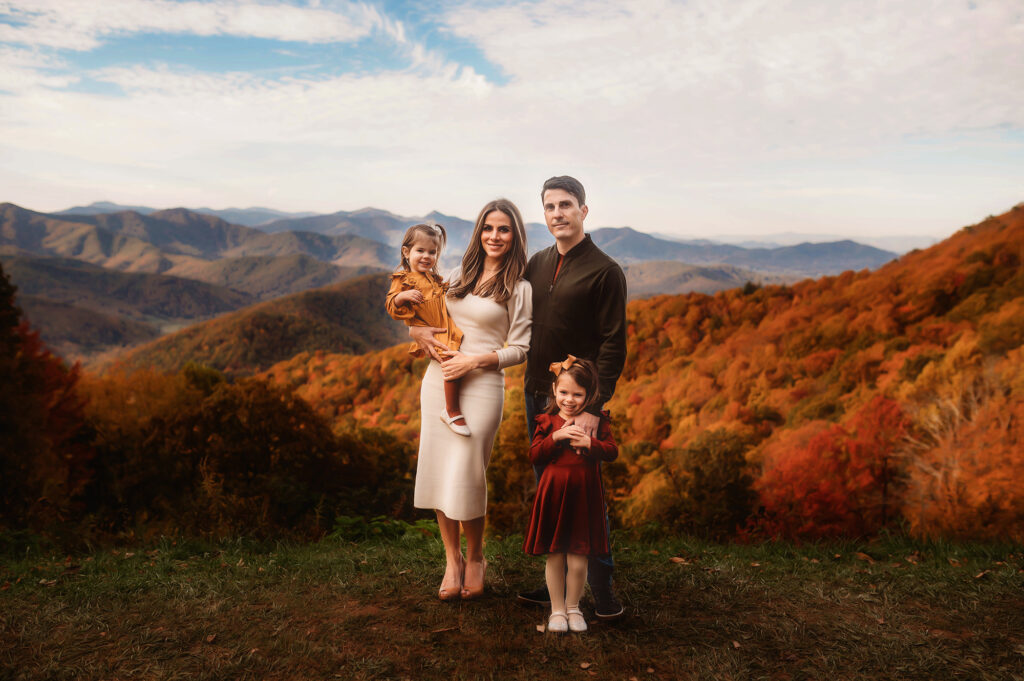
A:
[0, 0, 381, 50]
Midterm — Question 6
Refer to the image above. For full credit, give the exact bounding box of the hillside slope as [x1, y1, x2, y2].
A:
[623, 261, 795, 298]
[113, 272, 407, 374]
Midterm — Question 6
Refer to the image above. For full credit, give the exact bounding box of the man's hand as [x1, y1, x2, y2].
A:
[408, 326, 448, 362]
[568, 411, 600, 439]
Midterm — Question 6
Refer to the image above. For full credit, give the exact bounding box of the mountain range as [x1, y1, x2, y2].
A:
[3, 199, 900, 361]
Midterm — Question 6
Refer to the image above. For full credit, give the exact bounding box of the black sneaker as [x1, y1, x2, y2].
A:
[516, 585, 550, 606]
[591, 587, 625, 620]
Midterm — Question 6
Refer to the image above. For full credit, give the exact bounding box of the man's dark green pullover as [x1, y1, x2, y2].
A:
[524, 234, 627, 413]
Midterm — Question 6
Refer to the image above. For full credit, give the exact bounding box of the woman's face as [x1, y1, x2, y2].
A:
[480, 210, 514, 263]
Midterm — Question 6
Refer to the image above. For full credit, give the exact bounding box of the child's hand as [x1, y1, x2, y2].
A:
[394, 290, 425, 306]
[553, 425, 589, 450]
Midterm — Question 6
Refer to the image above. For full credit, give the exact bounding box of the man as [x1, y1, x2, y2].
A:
[518, 175, 628, 619]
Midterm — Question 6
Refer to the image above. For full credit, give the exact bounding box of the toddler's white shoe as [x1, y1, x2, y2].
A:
[567, 606, 588, 633]
[547, 611, 568, 633]
[440, 409, 471, 436]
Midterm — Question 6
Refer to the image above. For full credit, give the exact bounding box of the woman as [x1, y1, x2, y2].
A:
[408, 198, 531, 600]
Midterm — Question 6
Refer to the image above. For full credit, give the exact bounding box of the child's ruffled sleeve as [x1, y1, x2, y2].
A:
[529, 414, 559, 465]
[385, 272, 416, 322]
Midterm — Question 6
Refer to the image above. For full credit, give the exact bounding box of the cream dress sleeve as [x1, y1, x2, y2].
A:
[496, 279, 532, 370]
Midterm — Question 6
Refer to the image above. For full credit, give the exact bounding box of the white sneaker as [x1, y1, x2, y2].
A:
[440, 409, 471, 436]
[567, 606, 587, 633]
[547, 611, 568, 633]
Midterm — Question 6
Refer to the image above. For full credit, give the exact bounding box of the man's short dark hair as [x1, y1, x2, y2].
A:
[541, 175, 586, 207]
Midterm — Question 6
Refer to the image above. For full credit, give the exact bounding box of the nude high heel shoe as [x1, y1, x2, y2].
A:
[460, 559, 487, 600]
[438, 555, 464, 601]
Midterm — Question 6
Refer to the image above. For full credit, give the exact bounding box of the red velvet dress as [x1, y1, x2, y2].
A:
[522, 413, 618, 557]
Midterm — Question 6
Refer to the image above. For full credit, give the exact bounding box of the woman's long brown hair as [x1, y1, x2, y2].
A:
[448, 198, 527, 303]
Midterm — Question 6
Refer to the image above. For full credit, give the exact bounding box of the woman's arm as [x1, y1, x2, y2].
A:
[495, 280, 532, 370]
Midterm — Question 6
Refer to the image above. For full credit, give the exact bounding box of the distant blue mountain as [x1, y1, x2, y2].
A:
[55, 202, 318, 227]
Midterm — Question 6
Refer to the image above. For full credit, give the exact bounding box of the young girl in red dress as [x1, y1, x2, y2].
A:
[522, 356, 618, 633]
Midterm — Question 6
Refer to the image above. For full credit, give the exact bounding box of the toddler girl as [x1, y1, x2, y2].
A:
[522, 356, 618, 633]
[385, 223, 468, 436]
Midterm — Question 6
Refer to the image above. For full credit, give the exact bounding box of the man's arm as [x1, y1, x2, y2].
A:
[408, 325, 449, 362]
[588, 264, 628, 414]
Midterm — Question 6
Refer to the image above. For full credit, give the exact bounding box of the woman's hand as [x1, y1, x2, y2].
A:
[440, 350, 479, 381]
[393, 289, 425, 307]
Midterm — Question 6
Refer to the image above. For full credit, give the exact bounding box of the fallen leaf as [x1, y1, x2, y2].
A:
[669, 556, 688, 564]
[750, 562, 761, 567]
[398, 569, 409, 575]
[431, 626, 458, 634]
[205, 634, 217, 643]
[38, 578, 57, 587]
[1, 582, 9, 590]
[948, 558, 962, 567]
[649, 549, 660, 555]
[834, 554, 842, 559]
[580, 662, 592, 669]
[732, 640, 741, 649]
[536, 624, 545, 633]
[236, 558, 245, 567]
[877, 617, 885, 624]
[810, 558, 819, 564]
[974, 570, 990, 580]
[630, 677, 639, 681]
[855, 552, 875, 564]
[647, 668, 655, 674]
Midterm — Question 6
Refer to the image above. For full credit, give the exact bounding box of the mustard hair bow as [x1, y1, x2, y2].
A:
[548, 354, 578, 376]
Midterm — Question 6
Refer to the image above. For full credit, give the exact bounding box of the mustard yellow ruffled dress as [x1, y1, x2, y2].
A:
[385, 270, 464, 357]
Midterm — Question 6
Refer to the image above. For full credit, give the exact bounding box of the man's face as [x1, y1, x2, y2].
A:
[542, 188, 588, 243]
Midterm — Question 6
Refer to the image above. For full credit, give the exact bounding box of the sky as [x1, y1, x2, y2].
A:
[1, 0, 1023, 243]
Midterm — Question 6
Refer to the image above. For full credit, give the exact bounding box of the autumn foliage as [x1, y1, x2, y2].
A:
[5, 203, 1024, 544]
[262, 203, 1024, 541]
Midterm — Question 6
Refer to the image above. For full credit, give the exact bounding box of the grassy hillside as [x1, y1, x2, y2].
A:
[1, 533, 1020, 681]
[113, 272, 407, 374]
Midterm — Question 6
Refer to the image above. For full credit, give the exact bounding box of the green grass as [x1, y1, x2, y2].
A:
[1, 531, 1022, 680]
